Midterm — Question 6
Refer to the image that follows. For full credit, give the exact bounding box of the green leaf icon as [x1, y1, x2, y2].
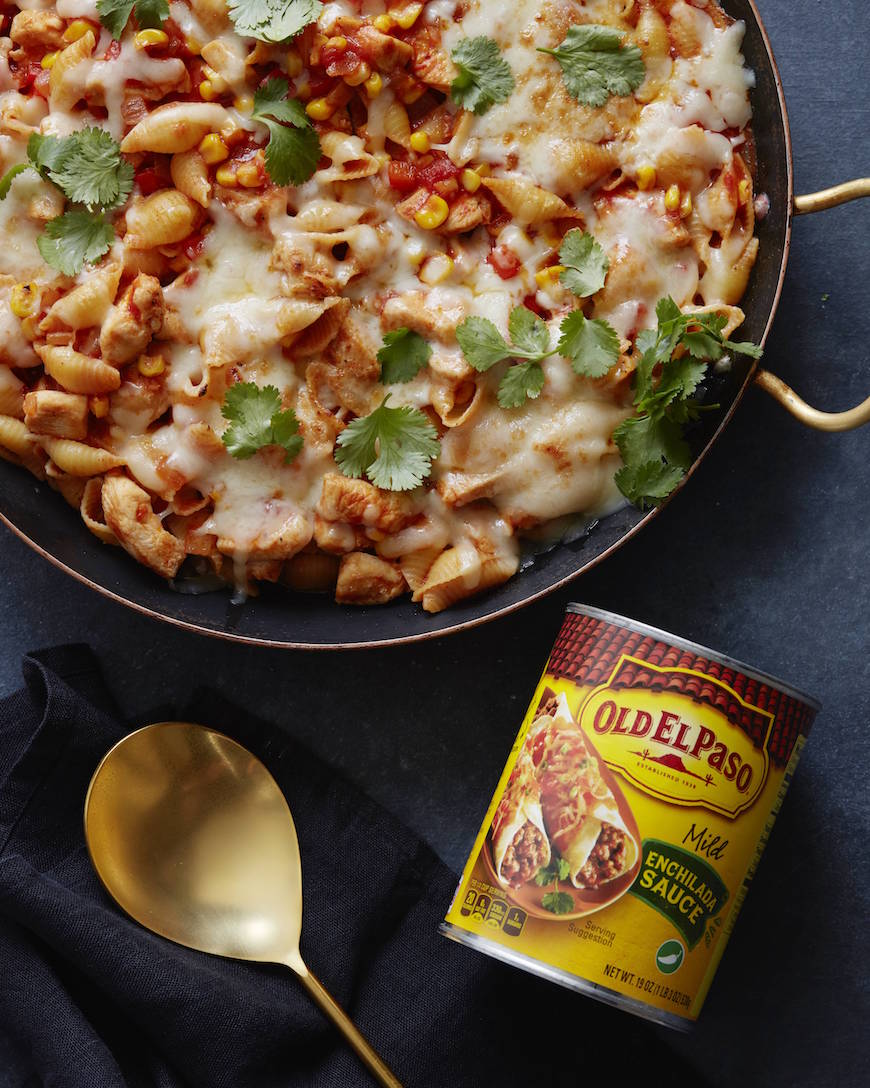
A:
[655, 939, 685, 975]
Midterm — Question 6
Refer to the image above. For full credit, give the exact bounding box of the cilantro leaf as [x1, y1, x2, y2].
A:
[450, 36, 515, 115]
[0, 163, 32, 201]
[334, 396, 440, 491]
[614, 460, 685, 506]
[498, 360, 545, 409]
[456, 316, 513, 372]
[612, 297, 761, 508]
[724, 339, 764, 359]
[252, 77, 321, 186]
[27, 131, 70, 176]
[541, 890, 575, 915]
[533, 857, 572, 886]
[378, 327, 432, 385]
[97, 0, 168, 38]
[557, 311, 620, 378]
[36, 211, 114, 276]
[558, 229, 609, 298]
[229, 0, 322, 44]
[508, 306, 550, 356]
[45, 128, 133, 211]
[538, 24, 645, 108]
[220, 382, 303, 464]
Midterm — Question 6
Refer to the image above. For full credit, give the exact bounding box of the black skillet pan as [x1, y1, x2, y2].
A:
[1, 0, 868, 649]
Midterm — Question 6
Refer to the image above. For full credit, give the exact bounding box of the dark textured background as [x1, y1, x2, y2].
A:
[1, 1, 868, 1084]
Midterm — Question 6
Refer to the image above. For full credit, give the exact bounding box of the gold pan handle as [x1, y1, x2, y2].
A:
[754, 178, 870, 431]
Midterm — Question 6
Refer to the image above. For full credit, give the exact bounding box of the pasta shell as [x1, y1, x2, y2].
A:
[39, 262, 122, 332]
[550, 140, 617, 193]
[288, 297, 350, 356]
[35, 345, 121, 394]
[0, 414, 37, 457]
[281, 552, 340, 592]
[382, 100, 411, 149]
[120, 102, 230, 154]
[419, 542, 517, 612]
[335, 552, 406, 605]
[669, 4, 704, 58]
[124, 190, 200, 249]
[482, 177, 582, 224]
[396, 547, 442, 594]
[431, 378, 483, 428]
[80, 476, 119, 545]
[0, 369, 24, 417]
[49, 30, 95, 111]
[50, 470, 86, 509]
[40, 437, 124, 476]
[170, 150, 211, 209]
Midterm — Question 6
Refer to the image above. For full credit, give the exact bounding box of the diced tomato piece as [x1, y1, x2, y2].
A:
[388, 160, 418, 192]
[104, 39, 121, 62]
[182, 230, 207, 260]
[488, 244, 522, 280]
[416, 155, 460, 189]
[136, 163, 172, 196]
[32, 68, 50, 99]
[307, 74, 335, 98]
[523, 294, 546, 317]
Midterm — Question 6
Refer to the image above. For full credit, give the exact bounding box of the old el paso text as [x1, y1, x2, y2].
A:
[591, 700, 755, 793]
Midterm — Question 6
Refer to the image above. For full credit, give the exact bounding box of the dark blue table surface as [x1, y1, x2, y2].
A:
[2, 2, 868, 1084]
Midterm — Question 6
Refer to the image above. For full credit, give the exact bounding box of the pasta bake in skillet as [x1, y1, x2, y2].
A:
[0, 0, 761, 613]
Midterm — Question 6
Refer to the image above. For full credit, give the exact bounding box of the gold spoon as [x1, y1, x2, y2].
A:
[84, 721, 402, 1088]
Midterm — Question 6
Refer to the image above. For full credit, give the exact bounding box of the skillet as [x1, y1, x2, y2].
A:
[1, 0, 868, 649]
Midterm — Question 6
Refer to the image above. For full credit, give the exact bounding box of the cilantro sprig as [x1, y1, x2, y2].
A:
[334, 396, 440, 491]
[97, 0, 169, 39]
[614, 298, 762, 508]
[0, 129, 133, 275]
[252, 77, 321, 186]
[535, 856, 574, 914]
[450, 36, 515, 115]
[378, 328, 432, 385]
[221, 383, 304, 464]
[456, 304, 620, 408]
[229, 0, 322, 44]
[533, 857, 572, 886]
[558, 229, 609, 298]
[538, 24, 645, 107]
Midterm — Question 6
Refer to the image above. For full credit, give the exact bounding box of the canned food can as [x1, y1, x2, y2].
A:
[441, 605, 820, 1029]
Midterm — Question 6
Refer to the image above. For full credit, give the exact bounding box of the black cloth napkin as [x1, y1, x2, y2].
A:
[0, 646, 702, 1088]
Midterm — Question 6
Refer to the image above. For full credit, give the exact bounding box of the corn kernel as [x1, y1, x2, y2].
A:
[63, 19, 93, 43]
[134, 29, 169, 50]
[393, 3, 423, 28]
[305, 97, 333, 121]
[20, 315, 40, 341]
[473, 162, 491, 178]
[89, 396, 109, 419]
[236, 162, 263, 188]
[414, 193, 449, 230]
[198, 79, 217, 101]
[535, 265, 564, 289]
[344, 60, 371, 87]
[40, 51, 58, 69]
[364, 72, 383, 98]
[198, 133, 229, 165]
[372, 13, 394, 32]
[409, 131, 430, 153]
[286, 50, 303, 78]
[233, 94, 254, 112]
[419, 253, 454, 286]
[138, 354, 165, 377]
[460, 168, 481, 193]
[738, 178, 751, 204]
[215, 165, 237, 187]
[664, 184, 681, 211]
[185, 36, 202, 55]
[405, 238, 426, 266]
[679, 191, 692, 218]
[636, 164, 656, 190]
[325, 35, 347, 50]
[9, 282, 38, 319]
[220, 120, 246, 145]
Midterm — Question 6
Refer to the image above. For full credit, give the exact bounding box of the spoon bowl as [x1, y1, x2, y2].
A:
[84, 721, 400, 1087]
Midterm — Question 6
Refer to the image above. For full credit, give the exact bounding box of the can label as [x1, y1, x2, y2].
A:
[442, 608, 817, 1025]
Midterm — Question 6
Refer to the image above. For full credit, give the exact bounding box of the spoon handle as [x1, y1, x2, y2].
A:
[300, 969, 403, 1088]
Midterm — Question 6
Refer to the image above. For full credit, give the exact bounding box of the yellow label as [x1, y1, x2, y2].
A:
[579, 657, 772, 817]
[444, 661, 809, 1024]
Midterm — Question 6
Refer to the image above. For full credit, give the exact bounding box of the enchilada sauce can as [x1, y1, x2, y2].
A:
[441, 605, 819, 1029]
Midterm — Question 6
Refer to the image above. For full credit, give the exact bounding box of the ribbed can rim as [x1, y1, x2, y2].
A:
[565, 604, 821, 713]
